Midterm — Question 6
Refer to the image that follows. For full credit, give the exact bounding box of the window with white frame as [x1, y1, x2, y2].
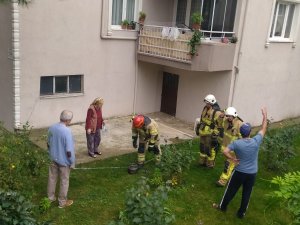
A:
[40, 75, 83, 96]
[176, 0, 237, 38]
[269, 1, 298, 41]
[110, 0, 141, 29]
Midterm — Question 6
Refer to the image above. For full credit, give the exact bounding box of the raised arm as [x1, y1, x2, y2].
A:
[258, 107, 267, 137]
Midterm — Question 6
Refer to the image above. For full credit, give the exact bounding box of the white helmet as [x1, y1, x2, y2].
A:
[204, 94, 216, 105]
[225, 107, 238, 117]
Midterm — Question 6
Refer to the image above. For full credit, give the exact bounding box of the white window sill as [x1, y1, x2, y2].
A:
[102, 28, 139, 40]
[40, 93, 84, 99]
[268, 38, 294, 43]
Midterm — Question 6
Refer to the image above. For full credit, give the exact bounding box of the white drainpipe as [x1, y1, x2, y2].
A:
[228, 0, 249, 107]
[12, 1, 21, 130]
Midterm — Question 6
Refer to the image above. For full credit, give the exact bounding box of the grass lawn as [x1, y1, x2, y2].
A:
[33, 132, 300, 225]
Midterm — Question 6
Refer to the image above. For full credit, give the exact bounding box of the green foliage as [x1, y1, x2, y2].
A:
[139, 11, 146, 20]
[261, 125, 299, 172]
[110, 177, 175, 225]
[0, 189, 41, 225]
[191, 12, 203, 24]
[0, 123, 48, 195]
[149, 168, 163, 187]
[159, 143, 194, 183]
[121, 20, 129, 26]
[38, 198, 51, 214]
[270, 171, 300, 224]
[188, 30, 202, 56]
[230, 35, 238, 43]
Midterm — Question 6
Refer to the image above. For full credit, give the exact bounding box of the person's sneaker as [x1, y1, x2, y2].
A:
[216, 179, 226, 187]
[95, 151, 102, 155]
[58, 200, 73, 208]
[89, 154, 97, 158]
[236, 211, 245, 219]
[48, 198, 56, 203]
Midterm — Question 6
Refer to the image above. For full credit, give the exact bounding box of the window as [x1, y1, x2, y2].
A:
[40, 75, 83, 96]
[270, 1, 297, 41]
[176, 0, 237, 38]
[111, 0, 140, 29]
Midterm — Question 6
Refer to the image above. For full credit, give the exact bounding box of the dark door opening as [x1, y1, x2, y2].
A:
[160, 72, 179, 116]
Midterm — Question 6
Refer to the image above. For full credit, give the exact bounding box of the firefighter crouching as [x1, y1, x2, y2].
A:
[216, 107, 243, 187]
[132, 115, 162, 167]
[195, 94, 222, 168]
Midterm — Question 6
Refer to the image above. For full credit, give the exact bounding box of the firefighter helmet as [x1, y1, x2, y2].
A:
[204, 94, 216, 105]
[133, 115, 144, 128]
[225, 107, 238, 117]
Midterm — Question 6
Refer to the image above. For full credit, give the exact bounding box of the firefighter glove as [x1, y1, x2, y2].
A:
[132, 136, 138, 148]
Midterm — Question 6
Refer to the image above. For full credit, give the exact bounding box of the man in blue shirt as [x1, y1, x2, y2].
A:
[47, 110, 75, 208]
[213, 107, 267, 218]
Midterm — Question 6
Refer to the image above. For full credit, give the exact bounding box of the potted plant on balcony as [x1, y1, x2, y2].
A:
[230, 35, 238, 43]
[121, 19, 129, 29]
[128, 21, 136, 30]
[139, 11, 146, 25]
[191, 12, 203, 30]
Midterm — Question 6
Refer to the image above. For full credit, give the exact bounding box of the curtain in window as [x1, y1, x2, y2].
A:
[285, 4, 295, 38]
[126, 0, 135, 22]
[202, 0, 236, 37]
[112, 0, 123, 25]
[189, 0, 202, 26]
[176, 0, 187, 27]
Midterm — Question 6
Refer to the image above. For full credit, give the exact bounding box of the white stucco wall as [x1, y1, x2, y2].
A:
[0, 4, 14, 130]
[232, 0, 300, 126]
[19, 0, 137, 128]
[162, 67, 232, 123]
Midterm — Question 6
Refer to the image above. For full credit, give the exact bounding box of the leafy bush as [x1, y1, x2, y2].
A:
[0, 123, 48, 195]
[109, 177, 175, 225]
[270, 171, 300, 224]
[159, 143, 194, 184]
[38, 197, 51, 214]
[0, 189, 50, 225]
[261, 125, 300, 172]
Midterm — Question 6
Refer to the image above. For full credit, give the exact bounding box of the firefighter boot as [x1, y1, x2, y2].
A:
[199, 154, 207, 167]
[137, 153, 145, 168]
[206, 159, 215, 168]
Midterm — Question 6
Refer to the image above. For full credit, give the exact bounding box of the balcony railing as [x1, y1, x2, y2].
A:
[138, 25, 237, 72]
[138, 25, 193, 63]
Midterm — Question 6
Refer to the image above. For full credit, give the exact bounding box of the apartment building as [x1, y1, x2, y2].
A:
[0, 0, 299, 130]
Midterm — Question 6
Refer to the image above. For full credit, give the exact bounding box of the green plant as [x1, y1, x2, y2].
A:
[269, 171, 300, 224]
[0, 123, 48, 195]
[110, 177, 175, 225]
[230, 35, 238, 43]
[38, 197, 51, 214]
[261, 125, 299, 172]
[159, 143, 194, 183]
[139, 11, 146, 21]
[149, 168, 163, 187]
[0, 189, 50, 225]
[191, 12, 203, 24]
[188, 30, 202, 56]
[121, 20, 129, 26]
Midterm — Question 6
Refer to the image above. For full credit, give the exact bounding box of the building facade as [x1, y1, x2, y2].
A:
[0, 0, 299, 130]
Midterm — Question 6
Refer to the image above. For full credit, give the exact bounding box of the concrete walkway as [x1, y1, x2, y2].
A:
[31, 112, 196, 164]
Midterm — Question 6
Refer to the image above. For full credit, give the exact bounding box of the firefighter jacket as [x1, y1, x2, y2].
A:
[221, 117, 243, 149]
[132, 116, 159, 145]
[198, 106, 222, 136]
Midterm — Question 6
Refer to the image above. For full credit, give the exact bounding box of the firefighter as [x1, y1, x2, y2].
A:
[132, 114, 161, 167]
[216, 107, 243, 187]
[195, 94, 222, 168]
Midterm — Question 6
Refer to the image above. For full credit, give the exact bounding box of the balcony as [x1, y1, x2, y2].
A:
[138, 25, 237, 72]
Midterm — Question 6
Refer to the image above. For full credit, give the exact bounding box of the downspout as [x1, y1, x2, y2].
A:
[12, 0, 21, 130]
[132, 33, 139, 114]
[228, 0, 249, 107]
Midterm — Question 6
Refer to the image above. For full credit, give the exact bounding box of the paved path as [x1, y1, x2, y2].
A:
[30, 112, 196, 164]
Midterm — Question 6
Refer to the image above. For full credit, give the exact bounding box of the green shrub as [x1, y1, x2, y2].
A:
[159, 142, 194, 185]
[38, 197, 51, 214]
[269, 171, 300, 224]
[110, 177, 175, 225]
[0, 123, 48, 195]
[261, 125, 299, 172]
[0, 189, 51, 225]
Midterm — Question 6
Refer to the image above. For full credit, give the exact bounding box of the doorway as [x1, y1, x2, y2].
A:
[160, 72, 179, 116]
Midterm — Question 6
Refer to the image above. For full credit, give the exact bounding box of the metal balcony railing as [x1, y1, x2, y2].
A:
[138, 25, 193, 63]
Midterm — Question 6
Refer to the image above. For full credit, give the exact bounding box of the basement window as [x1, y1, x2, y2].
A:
[40, 75, 83, 96]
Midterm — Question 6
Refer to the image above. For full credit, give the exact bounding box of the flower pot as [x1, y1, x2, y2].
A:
[121, 25, 128, 30]
[192, 23, 201, 30]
